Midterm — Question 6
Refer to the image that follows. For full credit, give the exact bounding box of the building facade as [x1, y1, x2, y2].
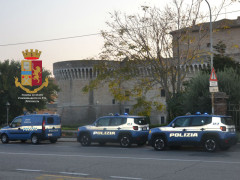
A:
[53, 17, 240, 126]
[53, 60, 207, 125]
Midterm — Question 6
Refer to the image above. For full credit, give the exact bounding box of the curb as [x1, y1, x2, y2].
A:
[58, 138, 77, 142]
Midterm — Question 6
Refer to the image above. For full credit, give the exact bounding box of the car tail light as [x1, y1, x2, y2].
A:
[42, 120, 46, 131]
[133, 126, 138, 130]
[220, 126, 226, 131]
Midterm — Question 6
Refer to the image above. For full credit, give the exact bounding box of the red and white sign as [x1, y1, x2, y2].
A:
[209, 67, 218, 91]
[209, 67, 218, 82]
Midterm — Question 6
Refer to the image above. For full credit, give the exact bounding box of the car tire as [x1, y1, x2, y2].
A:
[50, 138, 58, 143]
[1, 134, 9, 144]
[120, 134, 131, 147]
[80, 134, 91, 146]
[31, 134, 40, 145]
[204, 137, 218, 152]
[21, 140, 27, 143]
[153, 136, 166, 151]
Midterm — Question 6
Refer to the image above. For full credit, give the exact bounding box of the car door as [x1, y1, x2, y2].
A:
[187, 116, 212, 143]
[8, 117, 27, 140]
[45, 116, 61, 138]
[108, 117, 126, 140]
[92, 117, 111, 140]
[167, 117, 191, 144]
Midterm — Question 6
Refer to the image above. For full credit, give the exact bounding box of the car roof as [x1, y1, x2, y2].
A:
[99, 115, 145, 118]
[176, 114, 231, 118]
[17, 114, 59, 118]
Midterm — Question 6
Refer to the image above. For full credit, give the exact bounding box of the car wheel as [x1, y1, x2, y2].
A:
[21, 140, 27, 143]
[1, 134, 9, 144]
[31, 134, 39, 144]
[120, 134, 131, 147]
[50, 138, 57, 143]
[204, 137, 218, 152]
[80, 134, 91, 146]
[153, 136, 166, 151]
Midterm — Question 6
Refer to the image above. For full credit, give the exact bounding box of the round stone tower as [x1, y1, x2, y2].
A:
[53, 60, 121, 125]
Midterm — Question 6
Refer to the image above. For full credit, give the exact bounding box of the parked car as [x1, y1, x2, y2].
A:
[77, 114, 149, 147]
[0, 114, 61, 144]
[148, 113, 238, 152]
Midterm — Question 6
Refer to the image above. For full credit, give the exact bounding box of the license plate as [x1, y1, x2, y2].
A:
[142, 127, 147, 131]
[48, 133, 53, 136]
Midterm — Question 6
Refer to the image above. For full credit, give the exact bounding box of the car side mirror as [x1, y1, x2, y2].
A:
[171, 123, 176, 128]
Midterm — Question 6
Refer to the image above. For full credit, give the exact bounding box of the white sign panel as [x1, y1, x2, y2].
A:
[209, 86, 219, 93]
[210, 81, 218, 87]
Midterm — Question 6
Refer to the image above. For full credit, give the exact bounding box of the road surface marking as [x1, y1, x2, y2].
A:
[110, 176, 142, 180]
[60, 172, 89, 176]
[16, 169, 42, 172]
[42, 174, 101, 180]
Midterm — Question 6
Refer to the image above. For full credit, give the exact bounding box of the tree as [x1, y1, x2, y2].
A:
[84, 0, 231, 118]
[0, 60, 59, 125]
[170, 41, 240, 115]
[212, 41, 240, 72]
[182, 68, 240, 114]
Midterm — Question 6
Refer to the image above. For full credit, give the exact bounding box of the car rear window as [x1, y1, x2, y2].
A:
[191, 116, 212, 126]
[47, 117, 54, 124]
[221, 117, 234, 125]
[134, 118, 147, 125]
[110, 118, 127, 126]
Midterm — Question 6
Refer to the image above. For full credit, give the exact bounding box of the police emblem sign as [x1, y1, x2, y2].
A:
[15, 49, 48, 93]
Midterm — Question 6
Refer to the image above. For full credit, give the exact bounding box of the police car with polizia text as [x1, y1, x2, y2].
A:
[77, 114, 149, 147]
[148, 113, 238, 152]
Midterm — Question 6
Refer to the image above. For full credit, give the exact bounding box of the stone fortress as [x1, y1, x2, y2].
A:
[54, 60, 208, 125]
[54, 17, 240, 125]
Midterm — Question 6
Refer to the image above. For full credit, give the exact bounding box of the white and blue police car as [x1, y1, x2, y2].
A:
[148, 113, 238, 152]
[77, 114, 149, 147]
[0, 114, 61, 144]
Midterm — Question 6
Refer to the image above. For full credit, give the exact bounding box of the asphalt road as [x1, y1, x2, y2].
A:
[0, 141, 240, 180]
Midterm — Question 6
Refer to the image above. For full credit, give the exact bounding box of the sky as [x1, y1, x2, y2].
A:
[0, 0, 239, 74]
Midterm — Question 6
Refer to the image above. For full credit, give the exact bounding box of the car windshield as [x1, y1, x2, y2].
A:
[221, 117, 234, 125]
[134, 118, 147, 125]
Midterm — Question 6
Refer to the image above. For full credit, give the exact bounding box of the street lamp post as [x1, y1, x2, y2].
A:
[205, 0, 215, 114]
[6, 102, 10, 125]
[205, 0, 213, 69]
[96, 100, 99, 119]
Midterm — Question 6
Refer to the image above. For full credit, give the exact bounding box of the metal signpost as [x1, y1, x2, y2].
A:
[209, 67, 218, 114]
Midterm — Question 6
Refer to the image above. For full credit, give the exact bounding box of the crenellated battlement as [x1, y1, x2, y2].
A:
[53, 60, 209, 81]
